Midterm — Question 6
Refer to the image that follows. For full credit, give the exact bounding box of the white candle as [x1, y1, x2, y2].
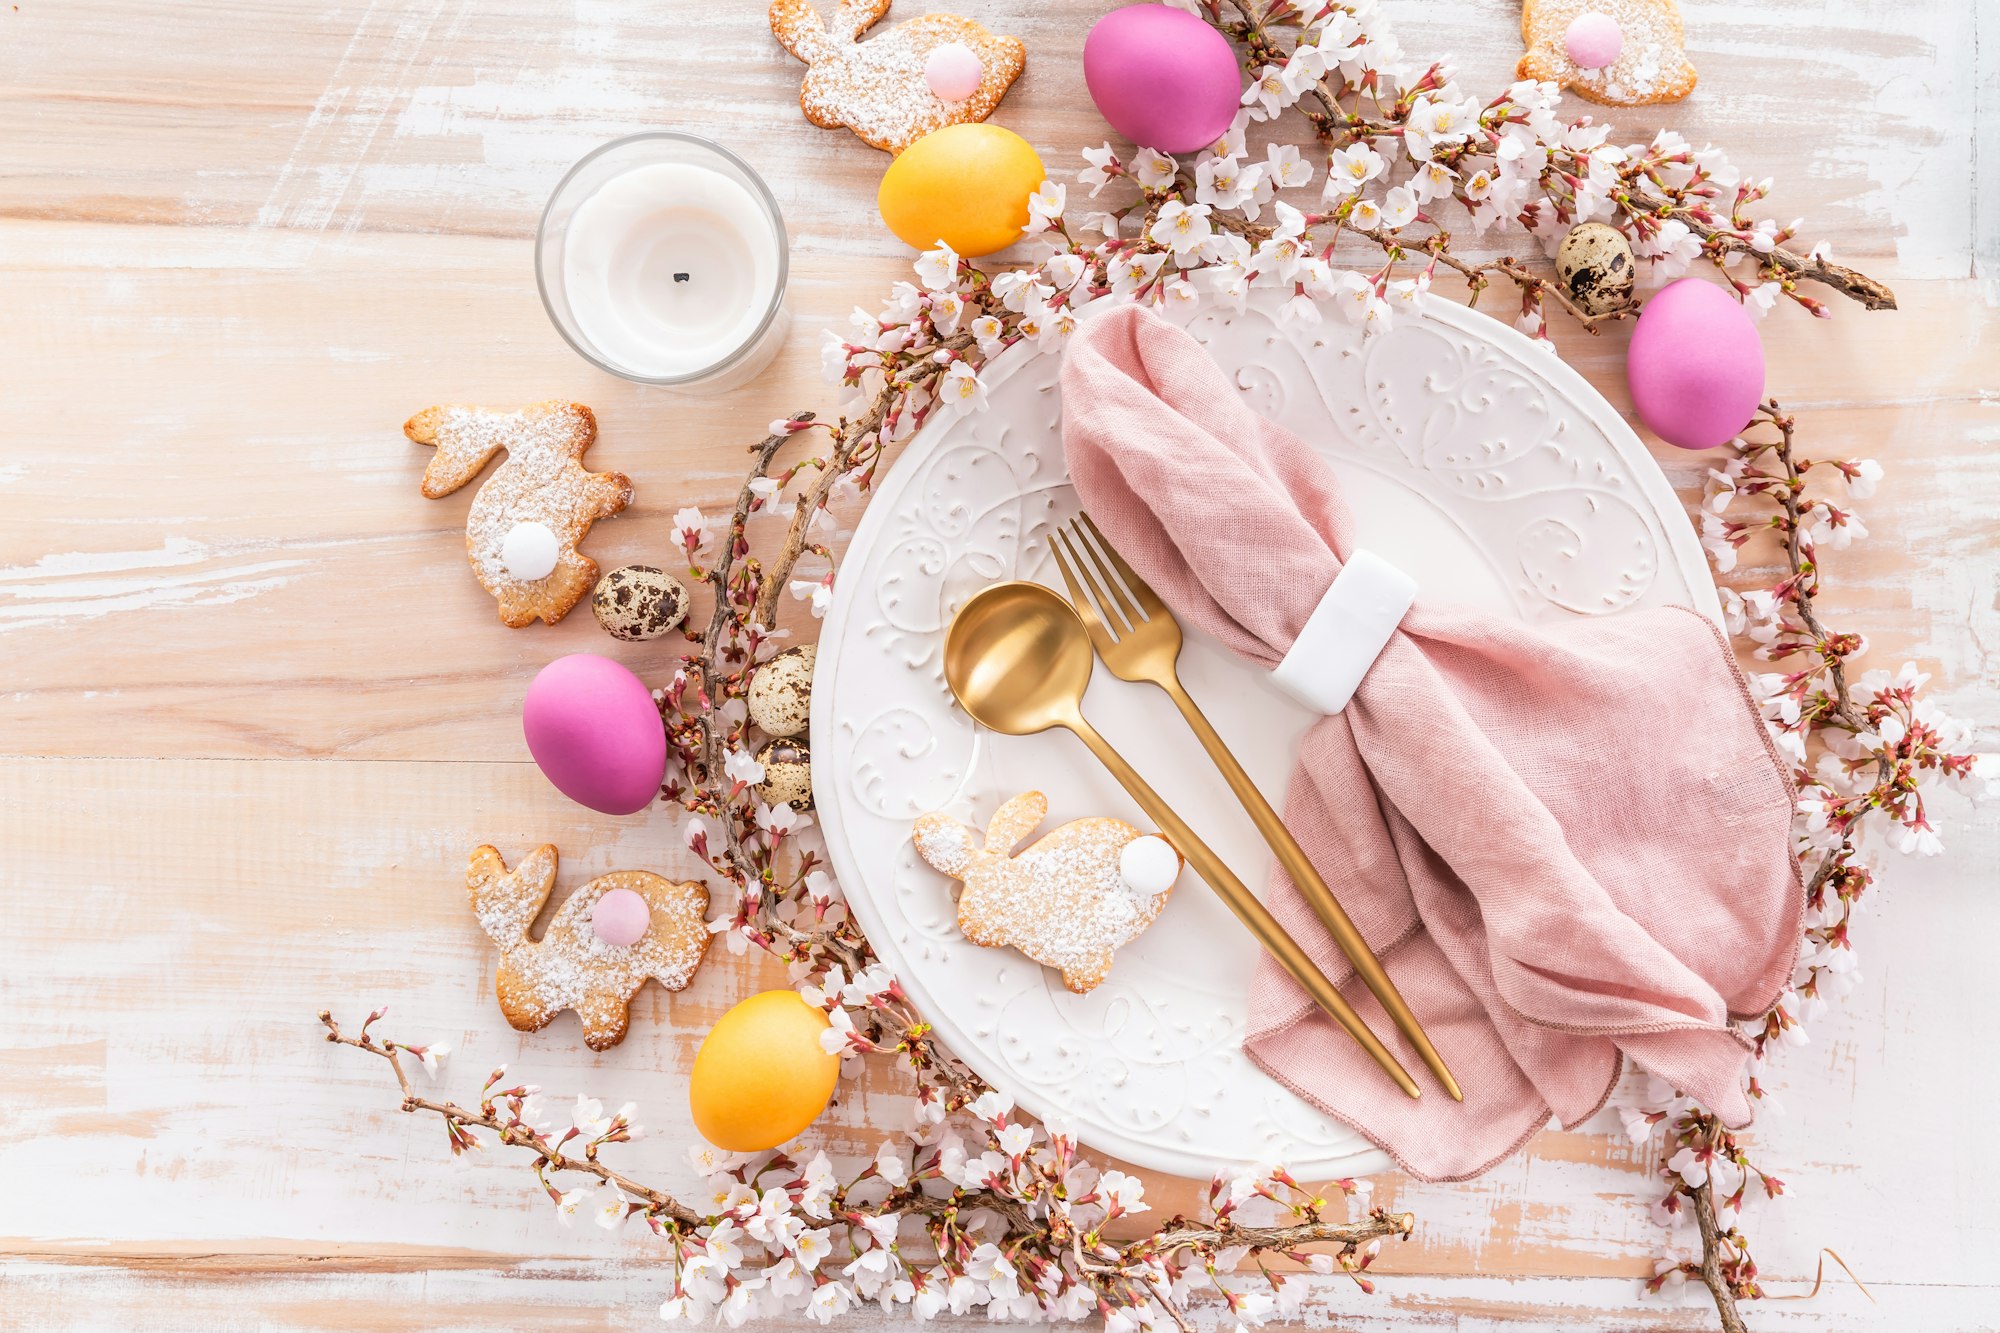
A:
[538, 135, 790, 391]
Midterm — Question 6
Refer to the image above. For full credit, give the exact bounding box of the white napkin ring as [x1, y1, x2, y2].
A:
[1270, 549, 1417, 715]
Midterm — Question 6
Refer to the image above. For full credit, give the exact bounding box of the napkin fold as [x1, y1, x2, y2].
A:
[1061, 305, 1801, 1181]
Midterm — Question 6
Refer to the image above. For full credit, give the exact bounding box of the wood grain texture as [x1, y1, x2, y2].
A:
[2, 0, 1996, 1327]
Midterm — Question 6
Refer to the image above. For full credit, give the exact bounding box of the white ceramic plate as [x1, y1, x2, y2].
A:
[812, 289, 1718, 1180]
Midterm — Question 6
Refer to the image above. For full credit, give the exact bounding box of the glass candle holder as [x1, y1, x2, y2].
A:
[537, 133, 791, 393]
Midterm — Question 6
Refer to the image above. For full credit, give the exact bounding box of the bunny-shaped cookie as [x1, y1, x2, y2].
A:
[406, 401, 632, 628]
[467, 845, 710, 1051]
[913, 791, 1179, 993]
[1517, 0, 1696, 106]
[770, 0, 1026, 154]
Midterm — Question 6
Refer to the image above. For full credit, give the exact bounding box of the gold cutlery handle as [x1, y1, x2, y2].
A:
[1161, 678, 1464, 1102]
[1061, 716, 1422, 1101]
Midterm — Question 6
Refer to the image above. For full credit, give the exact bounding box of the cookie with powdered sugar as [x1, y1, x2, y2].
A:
[406, 400, 632, 628]
[913, 791, 1181, 994]
[468, 845, 711, 1051]
[1518, 0, 1697, 107]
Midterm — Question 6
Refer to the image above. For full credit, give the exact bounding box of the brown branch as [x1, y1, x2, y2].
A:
[1673, 211, 1897, 311]
[1690, 1174, 1749, 1333]
[319, 1011, 700, 1226]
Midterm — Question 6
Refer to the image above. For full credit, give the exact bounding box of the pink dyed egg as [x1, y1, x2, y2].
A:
[1563, 11, 1623, 69]
[1083, 5, 1241, 154]
[1626, 278, 1766, 451]
[592, 887, 652, 947]
[522, 654, 666, 815]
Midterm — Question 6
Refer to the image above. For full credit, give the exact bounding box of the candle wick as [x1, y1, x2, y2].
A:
[674, 272, 690, 283]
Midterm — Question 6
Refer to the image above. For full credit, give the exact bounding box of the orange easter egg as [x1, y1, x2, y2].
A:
[878, 123, 1046, 258]
[689, 990, 840, 1152]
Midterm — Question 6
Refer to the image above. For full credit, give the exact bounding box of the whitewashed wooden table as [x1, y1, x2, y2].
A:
[3, 1, 1996, 1327]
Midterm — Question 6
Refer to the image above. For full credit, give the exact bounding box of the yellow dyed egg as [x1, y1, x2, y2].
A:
[878, 123, 1046, 258]
[689, 991, 840, 1152]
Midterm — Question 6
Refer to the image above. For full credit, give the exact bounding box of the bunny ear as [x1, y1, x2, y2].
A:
[830, 0, 893, 42]
[983, 791, 1048, 855]
[467, 844, 558, 947]
[769, 0, 835, 62]
[913, 814, 978, 879]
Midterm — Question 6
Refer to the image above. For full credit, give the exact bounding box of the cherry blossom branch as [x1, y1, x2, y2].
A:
[319, 1010, 699, 1225]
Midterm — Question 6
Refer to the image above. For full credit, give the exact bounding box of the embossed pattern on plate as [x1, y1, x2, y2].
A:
[813, 290, 1718, 1179]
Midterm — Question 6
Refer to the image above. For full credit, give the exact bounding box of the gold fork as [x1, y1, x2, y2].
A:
[1051, 513, 1464, 1103]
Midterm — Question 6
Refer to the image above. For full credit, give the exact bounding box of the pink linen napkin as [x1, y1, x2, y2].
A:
[1061, 305, 1802, 1182]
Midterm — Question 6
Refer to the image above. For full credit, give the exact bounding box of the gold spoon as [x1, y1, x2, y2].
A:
[943, 580, 1422, 1101]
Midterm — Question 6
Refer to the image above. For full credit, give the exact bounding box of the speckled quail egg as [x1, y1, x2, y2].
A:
[1555, 221, 1636, 317]
[746, 644, 816, 739]
[754, 739, 813, 812]
[592, 565, 690, 642]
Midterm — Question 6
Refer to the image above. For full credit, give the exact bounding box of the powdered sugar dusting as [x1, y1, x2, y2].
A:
[771, 3, 1025, 154]
[1521, 0, 1697, 106]
[408, 402, 632, 627]
[913, 793, 1176, 994]
[467, 845, 710, 1051]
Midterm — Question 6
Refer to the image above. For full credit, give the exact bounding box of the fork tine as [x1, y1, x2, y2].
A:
[1078, 511, 1163, 617]
[1057, 526, 1136, 637]
[1069, 518, 1146, 630]
[1050, 534, 1121, 646]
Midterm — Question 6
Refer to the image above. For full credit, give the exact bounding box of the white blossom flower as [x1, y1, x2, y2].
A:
[1196, 154, 1258, 211]
[1240, 64, 1294, 120]
[1149, 200, 1214, 256]
[1097, 1169, 1150, 1214]
[875, 1141, 910, 1187]
[1108, 249, 1168, 297]
[939, 361, 987, 415]
[969, 313, 1006, 354]
[1324, 143, 1386, 198]
[805, 1282, 856, 1324]
[1077, 143, 1120, 196]
[912, 242, 959, 293]
[416, 1041, 449, 1079]
[723, 749, 764, 788]
[1251, 201, 1309, 280]
[1636, 219, 1703, 281]
[553, 1187, 589, 1225]
[859, 1211, 901, 1249]
[794, 1226, 832, 1270]
[594, 1187, 629, 1230]
[789, 578, 833, 618]
[1163, 276, 1201, 312]
[1410, 159, 1456, 204]
[671, 506, 711, 554]
[1131, 147, 1177, 190]
[756, 800, 801, 839]
[928, 289, 964, 335]
[1024, 180, 1066, 232]
[1844, 458, 1882, 498]
[1378, 184, 1418, 230]
[804, 869, 839, 907]
[572, 1095, 612, 1138]
[704, 1221, 746, 1270]
[1264, 143, 1313, 190]
[1044, 252, 1087, 292]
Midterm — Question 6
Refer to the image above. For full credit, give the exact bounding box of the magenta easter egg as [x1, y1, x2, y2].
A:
[1625, 278, 1766, 450]
[522, 654, 666, 816]
[1083, 5, 1242, 154]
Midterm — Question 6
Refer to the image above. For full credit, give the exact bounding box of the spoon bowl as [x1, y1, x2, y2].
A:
[942, 581, 1096, 736]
